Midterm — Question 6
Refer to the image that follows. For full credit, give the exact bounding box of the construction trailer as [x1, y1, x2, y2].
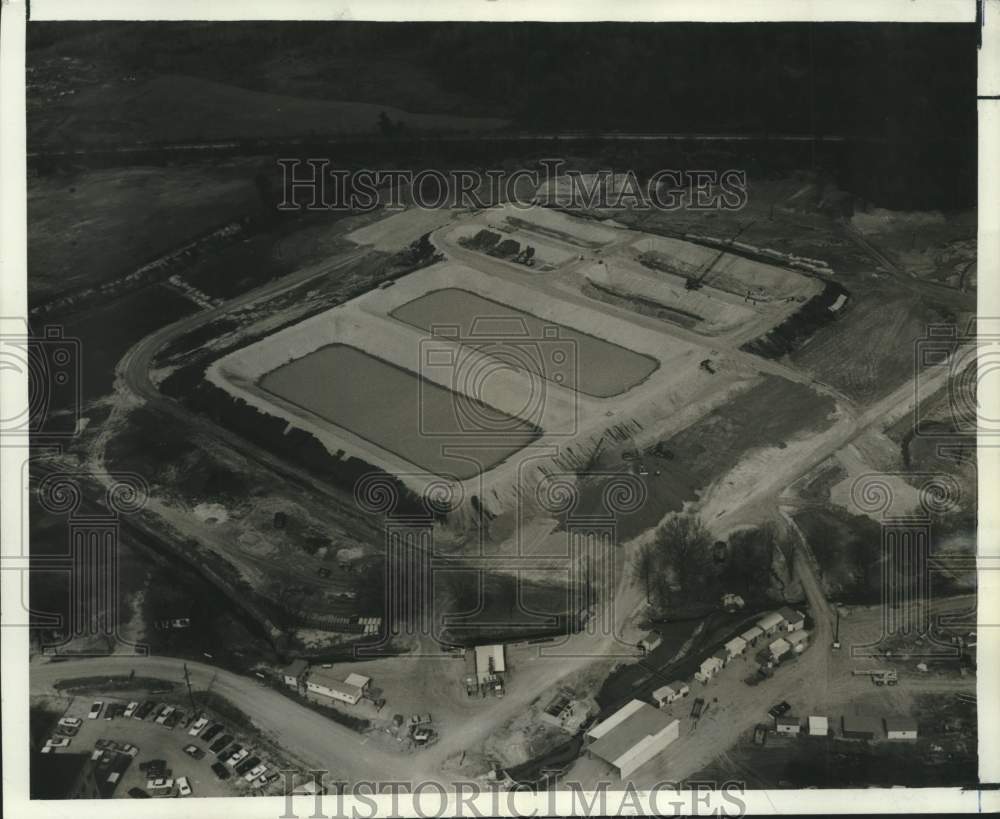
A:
[305, 669, 369, 705]
[724, 636, 748, 660]
[757, 612, 785, 636]
[777, 607, 806, 632]
[652, 682, 689, 708]
[586, 700, 680, 779]
[786, 629, 809, 653]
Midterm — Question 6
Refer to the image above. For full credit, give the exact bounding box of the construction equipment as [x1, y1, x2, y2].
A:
[852, 669, 898, 686]
[685, 221, 755, 290]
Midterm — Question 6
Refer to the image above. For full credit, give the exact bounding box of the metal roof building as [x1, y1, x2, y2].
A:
[586, 700, 680, 778]
[474, 645, 506, 684]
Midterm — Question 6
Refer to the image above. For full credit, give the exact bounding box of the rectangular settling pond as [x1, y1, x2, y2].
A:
[258, 343, 539, 479]
[390, 288, 659, 398]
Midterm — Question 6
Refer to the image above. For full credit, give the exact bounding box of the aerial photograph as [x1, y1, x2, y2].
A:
[19, 18, 980, 808]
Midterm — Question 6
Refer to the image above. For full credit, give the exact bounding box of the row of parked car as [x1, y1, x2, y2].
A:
[188, 720, 280, 789]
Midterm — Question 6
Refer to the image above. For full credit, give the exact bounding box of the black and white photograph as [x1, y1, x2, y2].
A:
[1, 1, 997, 815]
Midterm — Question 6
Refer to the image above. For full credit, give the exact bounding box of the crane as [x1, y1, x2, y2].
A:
[686, 220, 756, 290]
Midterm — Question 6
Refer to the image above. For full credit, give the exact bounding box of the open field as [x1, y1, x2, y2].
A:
[30, 72, 508, 149]
[27, 165, 263, 305]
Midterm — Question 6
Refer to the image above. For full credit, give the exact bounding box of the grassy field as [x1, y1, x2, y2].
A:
[28, 164, 264, 305]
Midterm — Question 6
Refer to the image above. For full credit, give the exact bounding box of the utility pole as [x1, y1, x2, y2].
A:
[183, 663, 197, 713]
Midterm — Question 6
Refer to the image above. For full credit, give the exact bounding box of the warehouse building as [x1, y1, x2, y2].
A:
[586, 700, 680, 779]
[885, 716, 918, 740]
[740, 625, 764, 646]
[474, 644, 506, 684]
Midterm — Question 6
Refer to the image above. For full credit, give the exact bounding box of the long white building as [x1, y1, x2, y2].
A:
[586, 699, 680, 779]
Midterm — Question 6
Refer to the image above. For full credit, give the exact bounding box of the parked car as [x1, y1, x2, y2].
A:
[211, 762, 231, 780]
[121, 744, 139, 757]
[43, 736, 71, 750]
[88, 701, 104, 720]
[164, 709, 183, 729]
[58, 717, 82, 729]
[188, 716, 209, 736]
[235, 755, 257, 775]
[128, 787, 150, 798]
[210, 734, 233, 754]
[768, 701, 792, 719]
[183, 744, 206, 760]
[155, 705, 175, 725]
[177, 776, 192, 797]
[104, 703, 124, 720]
[244, 763, 267, 782]
[226, 747, 249, 767]
[201, 723, 223, 742]
[146, 777, 174, 790]
[123, 701, 139, 719]
[134, 701, 156, 720]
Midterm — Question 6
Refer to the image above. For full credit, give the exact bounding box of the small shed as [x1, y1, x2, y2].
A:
[775, 716, 800, 735]
[740, 626, 764, 646]
[281, 659, 309, 689]
[808, 716, 829, 736]
[639, 631, 662, 653]
[724, 636, 748, 659]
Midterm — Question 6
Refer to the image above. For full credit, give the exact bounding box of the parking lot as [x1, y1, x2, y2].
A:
[43, 696, 288, 798]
